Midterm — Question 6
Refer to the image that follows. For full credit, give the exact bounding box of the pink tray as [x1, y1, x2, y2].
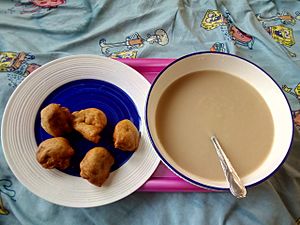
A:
[116, 58, 210, 192]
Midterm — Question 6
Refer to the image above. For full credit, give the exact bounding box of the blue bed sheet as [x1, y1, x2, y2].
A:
[0, 0, 300, 224]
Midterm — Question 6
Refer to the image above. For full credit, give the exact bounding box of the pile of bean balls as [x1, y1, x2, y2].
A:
[36, 103, 140, 187]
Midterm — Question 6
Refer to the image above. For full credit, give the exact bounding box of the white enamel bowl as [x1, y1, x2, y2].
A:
[145, 52, 293, 190]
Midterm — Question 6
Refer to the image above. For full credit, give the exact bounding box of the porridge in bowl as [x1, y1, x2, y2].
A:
[155, 70, 274, 181]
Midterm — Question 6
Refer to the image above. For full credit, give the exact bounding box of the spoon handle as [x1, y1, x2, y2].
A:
[210, 136, 247, 198]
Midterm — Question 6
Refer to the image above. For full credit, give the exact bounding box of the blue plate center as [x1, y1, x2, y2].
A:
[34, 79, 140, 177]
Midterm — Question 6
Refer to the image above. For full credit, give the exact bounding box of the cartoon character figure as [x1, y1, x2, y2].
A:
[6, 62, 41, 88]
[257, 11, 296, 25]
[229, 25, 254, 49]
[23, 63, 40, 76]
[267, 25, 295, 47]
[0, 51, 40, 87]
[0, 52, 17, 72]
[0, 179, 16, 215]
[0, 52, 34, 72]
[99, 29, 169, 57]
[266, 25, 296, 57]
[295, 83, 300, 96]
[145, 29, 169, 46]
[210, 42, 228, 53]
[111, 50, 138, 59]
[256, 11, 297, 57]
[201, 10, 225, 30]
[31, 0, 65, 8]
[283, 85, 293, 94]
[10, 0, 65, 14]
[201, 10, 254, 50]
[283, 83, 300, 102]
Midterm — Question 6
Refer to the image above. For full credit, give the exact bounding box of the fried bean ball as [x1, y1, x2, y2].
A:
[113, 119, 140, 151]
[41, 103, 73, 137]
[80, 147, 115, 187]
[72, 108, 107, 143]
[36, 137, 75, 170]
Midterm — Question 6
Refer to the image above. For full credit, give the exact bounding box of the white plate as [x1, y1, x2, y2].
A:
[1, 55, 160, 207]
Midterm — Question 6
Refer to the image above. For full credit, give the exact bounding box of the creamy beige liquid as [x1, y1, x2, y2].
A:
[156, 70, 274, 181]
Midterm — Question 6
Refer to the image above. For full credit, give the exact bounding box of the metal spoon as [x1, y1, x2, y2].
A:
[210, 135, 247, 198]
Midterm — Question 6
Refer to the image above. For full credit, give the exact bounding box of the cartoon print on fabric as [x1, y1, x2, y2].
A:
[0, 51, 40, 87]
[201, 10, 225, 30]
[256, 11, 300, 57]
[111, 50, 138, 59]
[283, 82, 300, 102]
[283, 82, 300, 131]
[257, 11, 297, 25]
[210, 42, 229, 53]
[99, 29, 169, 58]
[266, 25, 295, 47]
[0, 179, 16, 216]
[6, 0, 66, 15]
[201, 10, 255, 50]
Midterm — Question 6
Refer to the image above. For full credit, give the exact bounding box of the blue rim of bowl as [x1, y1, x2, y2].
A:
[145, 51, 294, 191]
